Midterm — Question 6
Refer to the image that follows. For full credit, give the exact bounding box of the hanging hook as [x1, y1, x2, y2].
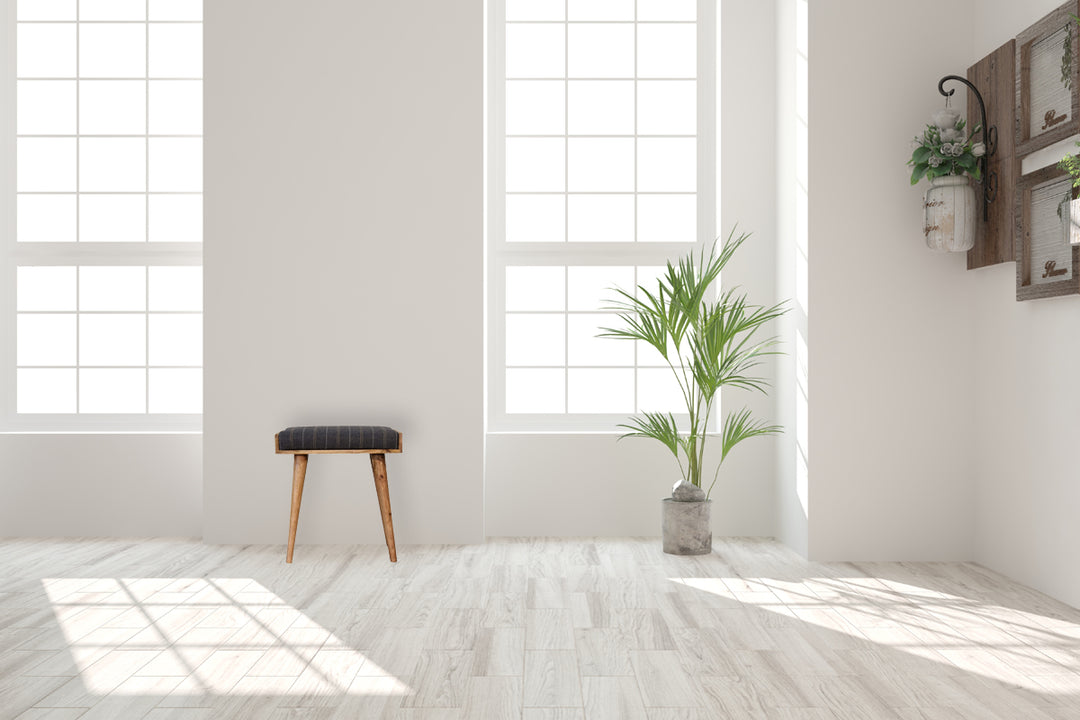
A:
[938, 75, 993, 222]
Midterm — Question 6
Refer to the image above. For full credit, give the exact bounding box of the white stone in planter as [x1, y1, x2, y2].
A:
[672, 478, 706, 502]
[924, 175, 976, 252]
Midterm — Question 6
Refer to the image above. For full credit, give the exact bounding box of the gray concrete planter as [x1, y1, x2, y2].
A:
[661, 498, 712, 555]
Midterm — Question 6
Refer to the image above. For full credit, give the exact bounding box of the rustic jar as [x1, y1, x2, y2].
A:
[924, 175, 976, 252]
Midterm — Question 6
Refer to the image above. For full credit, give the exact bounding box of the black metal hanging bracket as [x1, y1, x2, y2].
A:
[938, 74, 996, 222]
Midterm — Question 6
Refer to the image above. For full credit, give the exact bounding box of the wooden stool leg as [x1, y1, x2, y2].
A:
[286, 454, 308, 563]
[369, 453, 397, 562]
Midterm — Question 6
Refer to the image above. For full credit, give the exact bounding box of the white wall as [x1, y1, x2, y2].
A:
[774, 0, 809, 556]
[4, 0, 778, 546]
[484, 0, 785, 539]
[808, 0, 977, 560]
[0, 435, 201, 537]
[804, 0, 1080, 608]
[485, 434, 776, 537]
[971, 1, 1080, 608]
[9, 0, 1078, 614]
[717, 0, 783, 537]
[202, 0, 485, 545]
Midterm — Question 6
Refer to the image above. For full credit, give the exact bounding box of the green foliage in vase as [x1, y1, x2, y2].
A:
[599, 230, 787, 500]
[908, 111, 985, 186]
[1060, 149, 1080, 191]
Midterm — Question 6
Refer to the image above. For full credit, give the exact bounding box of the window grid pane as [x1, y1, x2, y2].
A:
[503, 13, 698, 247]
[14, 8, 202, 418]
[505, 265, 671, 414]
[15, 266, 203, 414]
[500, 2, 703, 421]
[16, 14, 204, 245]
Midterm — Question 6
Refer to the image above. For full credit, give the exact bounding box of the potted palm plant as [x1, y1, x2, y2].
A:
[601, 230, 787, 555]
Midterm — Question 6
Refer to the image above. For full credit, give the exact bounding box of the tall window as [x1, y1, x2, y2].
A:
[3, 0, 203, 431]
[489, 0, 716, 430]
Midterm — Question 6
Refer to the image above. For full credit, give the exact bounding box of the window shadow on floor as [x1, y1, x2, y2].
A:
[1, 537, 1078, 719]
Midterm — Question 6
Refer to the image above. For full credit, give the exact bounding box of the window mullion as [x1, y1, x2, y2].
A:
[633, 0, 638, 417]
[563, 0, 569, 415]
[144, 0, 150, 415]
[74, 0, 81, 413]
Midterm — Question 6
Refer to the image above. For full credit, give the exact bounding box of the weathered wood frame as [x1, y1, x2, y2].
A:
[967, 40, 1018, 269]
[1015, 164, 1080, 301]
[1016, 0, 1080, 158]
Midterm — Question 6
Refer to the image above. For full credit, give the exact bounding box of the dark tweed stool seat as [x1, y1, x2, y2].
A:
[275, 425, 403, 563]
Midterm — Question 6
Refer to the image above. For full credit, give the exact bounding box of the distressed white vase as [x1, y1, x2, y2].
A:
[923, 175, 976, 252]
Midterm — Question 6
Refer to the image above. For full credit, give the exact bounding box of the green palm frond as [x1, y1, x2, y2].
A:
[599, 227, 789, 491]
[617, 412, 689, 480]
[617, 411, 682, 454]
[704, 408, 784, 499]
[600, 283, 672, 361]
[720, 408, 782, 464]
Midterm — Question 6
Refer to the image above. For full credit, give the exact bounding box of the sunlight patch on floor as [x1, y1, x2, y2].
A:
[42, 577, 412, 697]
[670, 574, 1080, 692]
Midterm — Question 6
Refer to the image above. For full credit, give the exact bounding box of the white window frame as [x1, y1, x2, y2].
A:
[487, 0, 718, 432]
[0, 1, 203, 433]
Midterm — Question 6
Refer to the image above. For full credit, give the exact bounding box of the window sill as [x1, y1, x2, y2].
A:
[0, 430, 201, 435]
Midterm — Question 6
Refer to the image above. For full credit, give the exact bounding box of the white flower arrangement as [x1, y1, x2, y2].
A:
[908, 111, 983, 185]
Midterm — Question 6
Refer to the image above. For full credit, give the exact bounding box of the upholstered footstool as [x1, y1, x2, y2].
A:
[275, 425, 403, 563]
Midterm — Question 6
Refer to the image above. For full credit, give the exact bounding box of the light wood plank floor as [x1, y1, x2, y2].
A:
[1, 537, 1079, 719]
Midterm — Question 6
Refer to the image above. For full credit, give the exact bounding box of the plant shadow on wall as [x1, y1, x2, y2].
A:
[600, 230, 788, 556]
